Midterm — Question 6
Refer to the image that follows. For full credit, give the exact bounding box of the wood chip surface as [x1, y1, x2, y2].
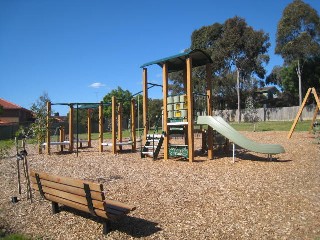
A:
[0, 131, 319, 239]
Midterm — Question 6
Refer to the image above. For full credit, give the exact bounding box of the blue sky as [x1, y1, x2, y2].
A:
[1, 0, 319, 115]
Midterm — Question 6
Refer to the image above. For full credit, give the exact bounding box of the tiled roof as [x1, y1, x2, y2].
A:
[0, 98, 23, 109]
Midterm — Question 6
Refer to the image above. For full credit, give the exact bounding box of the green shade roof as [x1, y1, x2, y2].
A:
[140, 49, 213, 73]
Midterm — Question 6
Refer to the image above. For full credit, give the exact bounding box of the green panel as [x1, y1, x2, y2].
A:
[169, 145, 188, 158]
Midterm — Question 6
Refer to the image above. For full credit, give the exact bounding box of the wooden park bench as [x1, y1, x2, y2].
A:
[30, 170, 136, 235]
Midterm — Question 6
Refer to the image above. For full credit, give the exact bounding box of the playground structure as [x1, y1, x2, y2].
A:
[288, 87, 320, 139]
[44, 97, 138, 155]
[43, 49, 287, 160]
[44, 102, 96, 155]
[141, 49, 285, 162]
[141, 49, 214, 162]
[99, 96, 136, 153]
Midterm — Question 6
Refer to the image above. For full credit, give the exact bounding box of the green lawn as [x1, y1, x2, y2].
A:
[229, 120, 314, 132]
[1, 120, 316, 146]
[51, 120, 315, 140]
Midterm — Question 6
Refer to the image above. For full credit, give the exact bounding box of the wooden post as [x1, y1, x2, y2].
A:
[98, 102, 103, 152]
[206, 63, 213, 159]
[163, 63, 169, 160]
[309, 88, 320, 132]
[118, 102, 123, 151]
[59, 126, 64, 152]
[111, 96, 117, 154]
[183, 68, 188, 145]
[183, 68, 187, 93]
[46, 101, 51, 155]
[309, 107, 319, 132]
[143, 68, 148, 141]
[87, 109, 92, 148]
[312, 87, 320, 109]
[69, 105, 74, 152]
[288, 88, 312, 139]
[186, 57, 194, 162]
[131, 99, 136, 152]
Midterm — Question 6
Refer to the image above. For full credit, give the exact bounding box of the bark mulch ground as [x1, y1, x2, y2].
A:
[0, 131, 319, 239]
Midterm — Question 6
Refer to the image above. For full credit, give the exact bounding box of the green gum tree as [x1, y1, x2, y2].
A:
[276, 0, 320, 107]
[214, 16, 270, 122]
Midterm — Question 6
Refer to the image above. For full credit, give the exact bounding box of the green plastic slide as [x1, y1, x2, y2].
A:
[197, 116, 285, 154]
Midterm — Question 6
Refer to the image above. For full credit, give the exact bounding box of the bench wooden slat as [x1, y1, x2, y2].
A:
[30, 170, 102, 192]
[30, 169, 135, 234]
[105, 199, 136, 212]
[30, 177, 105, 201]
[32, 183, 134, 214]
[44, 193, 121, 219]
[33, 188, 130, 217]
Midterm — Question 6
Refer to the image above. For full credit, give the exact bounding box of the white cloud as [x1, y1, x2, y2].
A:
[89, 82, 106, 88]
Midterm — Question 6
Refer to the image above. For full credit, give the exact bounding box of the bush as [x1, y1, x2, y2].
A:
[0, 140, 13, 158]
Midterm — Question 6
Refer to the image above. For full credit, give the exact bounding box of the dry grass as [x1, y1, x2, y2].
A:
[0, 131, 319, 239]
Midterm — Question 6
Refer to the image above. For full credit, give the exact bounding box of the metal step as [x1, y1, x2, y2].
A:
[147, 134, 163, 139]
[142, 151, 154, 156]
[145, 145, 157, 149]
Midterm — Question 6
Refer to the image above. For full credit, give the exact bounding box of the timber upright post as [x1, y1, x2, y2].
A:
[69, 105, 74, 152]
[111, 96, 117, 154]
[87, 109, 92, 148]
[183, 69, 188, 146]
[162, 63, 169, 160]
[288, 88, 312, 139]
[46, 101, 51, 155]
[59, 126, 65, 152]
[143, 68, 148, 142]
[186, 57, 194, 162]
[99, 102, 103, 152]
[206, 63, 213, 159]
[131, 99, 136, 152]
[118, 102, 123, 151]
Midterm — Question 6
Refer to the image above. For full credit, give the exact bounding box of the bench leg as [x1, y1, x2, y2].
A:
[52, 202, 60, 214]
[102, 220, 111, 235]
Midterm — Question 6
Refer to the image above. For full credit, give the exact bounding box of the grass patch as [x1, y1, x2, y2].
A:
[0, 233, 31, 240]
[229, 120, 313, 132]
[0, 140, 14, 158]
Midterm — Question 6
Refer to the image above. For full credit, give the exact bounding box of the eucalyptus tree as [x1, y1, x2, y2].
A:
[168, 17, 269, 122]
[276, 0, 320, 106]
[168, 23, 223, 95]
[214, 16, 270, 122]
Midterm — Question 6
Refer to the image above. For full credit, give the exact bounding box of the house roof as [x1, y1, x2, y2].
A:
[0, 98, 32, 113]
[0, 98, 24, 109]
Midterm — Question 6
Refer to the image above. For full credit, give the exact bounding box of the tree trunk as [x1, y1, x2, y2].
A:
[237, 69, 241, 123]
[296, 59, 303, 121]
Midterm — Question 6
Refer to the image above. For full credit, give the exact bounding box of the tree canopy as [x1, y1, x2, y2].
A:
[275, 0, 320, 63]
[275, 0, 320, 106]
[167, 17, 269, 121]
[102, 87, 132, 120]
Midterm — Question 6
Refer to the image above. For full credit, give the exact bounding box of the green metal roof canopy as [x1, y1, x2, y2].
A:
[140, 49, 213, 73]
